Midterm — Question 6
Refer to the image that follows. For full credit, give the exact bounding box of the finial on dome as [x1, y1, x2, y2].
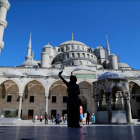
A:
[72, 33, 73, 41]
[32, 50, 34, 60]
[48, 42, 50, 45]
[118, 55, 120, 63]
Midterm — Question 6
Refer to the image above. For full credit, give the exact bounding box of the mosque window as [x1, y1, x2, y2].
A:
[71, 46, 73, 49]
[67, 53, 69, 58]
[87, 54, 90, 59]
[77, 53, 80, 58]
[30, 96, 34, 103]
[7, 95, 12, 102]
[91, 55, 93, 59]
[72, 53, 75, 57]
[79, 61, 82, 65]
[82, 53, 85, 58]
[52, 96, 56, 103]
[63, 96, 67, 103]
[58, 49, 60, 52]
[77, 46, 80, 49]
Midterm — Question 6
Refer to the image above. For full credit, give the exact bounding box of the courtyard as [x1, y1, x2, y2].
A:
[0, 124, 140, 140]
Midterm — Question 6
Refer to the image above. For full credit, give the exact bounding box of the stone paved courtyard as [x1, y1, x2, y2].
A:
[0, 120, 140, 140]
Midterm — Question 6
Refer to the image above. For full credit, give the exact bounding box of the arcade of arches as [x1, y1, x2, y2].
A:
[1, 79, 140, 122]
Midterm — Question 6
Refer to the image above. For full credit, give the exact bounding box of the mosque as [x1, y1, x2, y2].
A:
[0, 0, 140, 123]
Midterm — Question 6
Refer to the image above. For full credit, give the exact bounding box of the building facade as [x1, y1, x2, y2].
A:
[0, 0, 140, 123]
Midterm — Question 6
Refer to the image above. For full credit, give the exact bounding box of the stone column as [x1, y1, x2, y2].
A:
[18, 96, 23, 120]
[124, 97, 132, 123]
[94, 95, 98, 123]
[106, 92, 112, 123]
[45, 96, 48, 114]
[119, 92, 124, 110]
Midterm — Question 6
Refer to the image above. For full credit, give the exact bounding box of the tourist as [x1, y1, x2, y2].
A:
[51, 115, 54, 123]
[86, 111, 90, 125]
[79, 99, 85, 125]
[40, 115, 43, 122]
[44, 112, 48, 124]
[35, 115, 38, 121]
[56, 114, 60, 124]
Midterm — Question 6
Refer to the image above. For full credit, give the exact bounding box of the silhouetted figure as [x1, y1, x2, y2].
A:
[86, 111, 90, 125]
[44, 112, 48, 124]
[59, 71, 81, 128]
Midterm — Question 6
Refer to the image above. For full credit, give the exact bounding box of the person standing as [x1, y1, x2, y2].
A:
[59, 71, 81, 128]
[44, 112, 48, 124]
[86, 111, 90, 125]
[56, 114, 60, 124]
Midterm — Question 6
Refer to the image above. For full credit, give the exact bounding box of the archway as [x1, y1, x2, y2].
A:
[129, 81, 140, 119]
[78, 81, 93, 115]
[0, 80, 19, 117]
[49, 80, 67, 118]
[23, 80, 45, 119]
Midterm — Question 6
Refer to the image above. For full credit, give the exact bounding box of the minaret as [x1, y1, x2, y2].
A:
[106, 35, 110, 57]
[26, 33, 32, 60]
[0, 0, 10, 54]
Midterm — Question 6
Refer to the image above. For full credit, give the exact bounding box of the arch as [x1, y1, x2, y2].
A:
[0, 78, 21, 93]
[23, 79, 46, 95]
[108, 82, 128, 93]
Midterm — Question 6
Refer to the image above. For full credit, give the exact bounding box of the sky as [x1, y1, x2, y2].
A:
[1, 0, 140, 69]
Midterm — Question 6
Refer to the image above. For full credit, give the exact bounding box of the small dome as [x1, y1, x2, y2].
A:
[98, 72, 122, 80]
[96, 46, 105, 49]
[51, 70, 68, 77]
[4, 70, 23, 77]
[27, 71, 46, 76]
[73, 65, 92, 72]
[118, 62, 131, 68]
[44, 44, 53, 49]
[21, 59, 38, 67]
[60, 40, 85, 46]
[98, 71, 135, 80]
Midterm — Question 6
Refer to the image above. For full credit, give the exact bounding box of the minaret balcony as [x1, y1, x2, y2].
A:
[0, 20, 7, 28]
[0, 40, 4, 49]
[0, 0, 10, 10]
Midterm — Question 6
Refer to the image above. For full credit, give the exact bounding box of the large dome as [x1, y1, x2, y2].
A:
[59, 40, 85, 46]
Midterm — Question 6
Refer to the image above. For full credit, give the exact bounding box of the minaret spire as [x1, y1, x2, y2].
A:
[72, 33, 74, 41]
[106, 35, 110, 57]
[26, 33, 32, 60]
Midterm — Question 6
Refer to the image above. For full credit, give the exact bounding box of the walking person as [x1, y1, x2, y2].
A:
[44, 112, 48, 124]
[79, 99, 85, 125]
[86, 111, 90, 125]
[56, 114, 60, 124]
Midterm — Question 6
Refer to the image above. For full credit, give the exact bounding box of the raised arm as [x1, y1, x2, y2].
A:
[58, 71, 68, 86]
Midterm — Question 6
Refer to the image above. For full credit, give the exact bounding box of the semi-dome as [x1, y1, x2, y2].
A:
[118, 62, 131, 68]
[27, 71, 46, 76]
[21, 59, 38, 67]
[51, 70, 68, 77]
[119, 72, 135, 78]
[73, 65, 92, 72]
[44, 44, 53, 49]
[4, 70, 23, 77]
[60, 40, 85, 46]
[98, 71, 122, 80]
